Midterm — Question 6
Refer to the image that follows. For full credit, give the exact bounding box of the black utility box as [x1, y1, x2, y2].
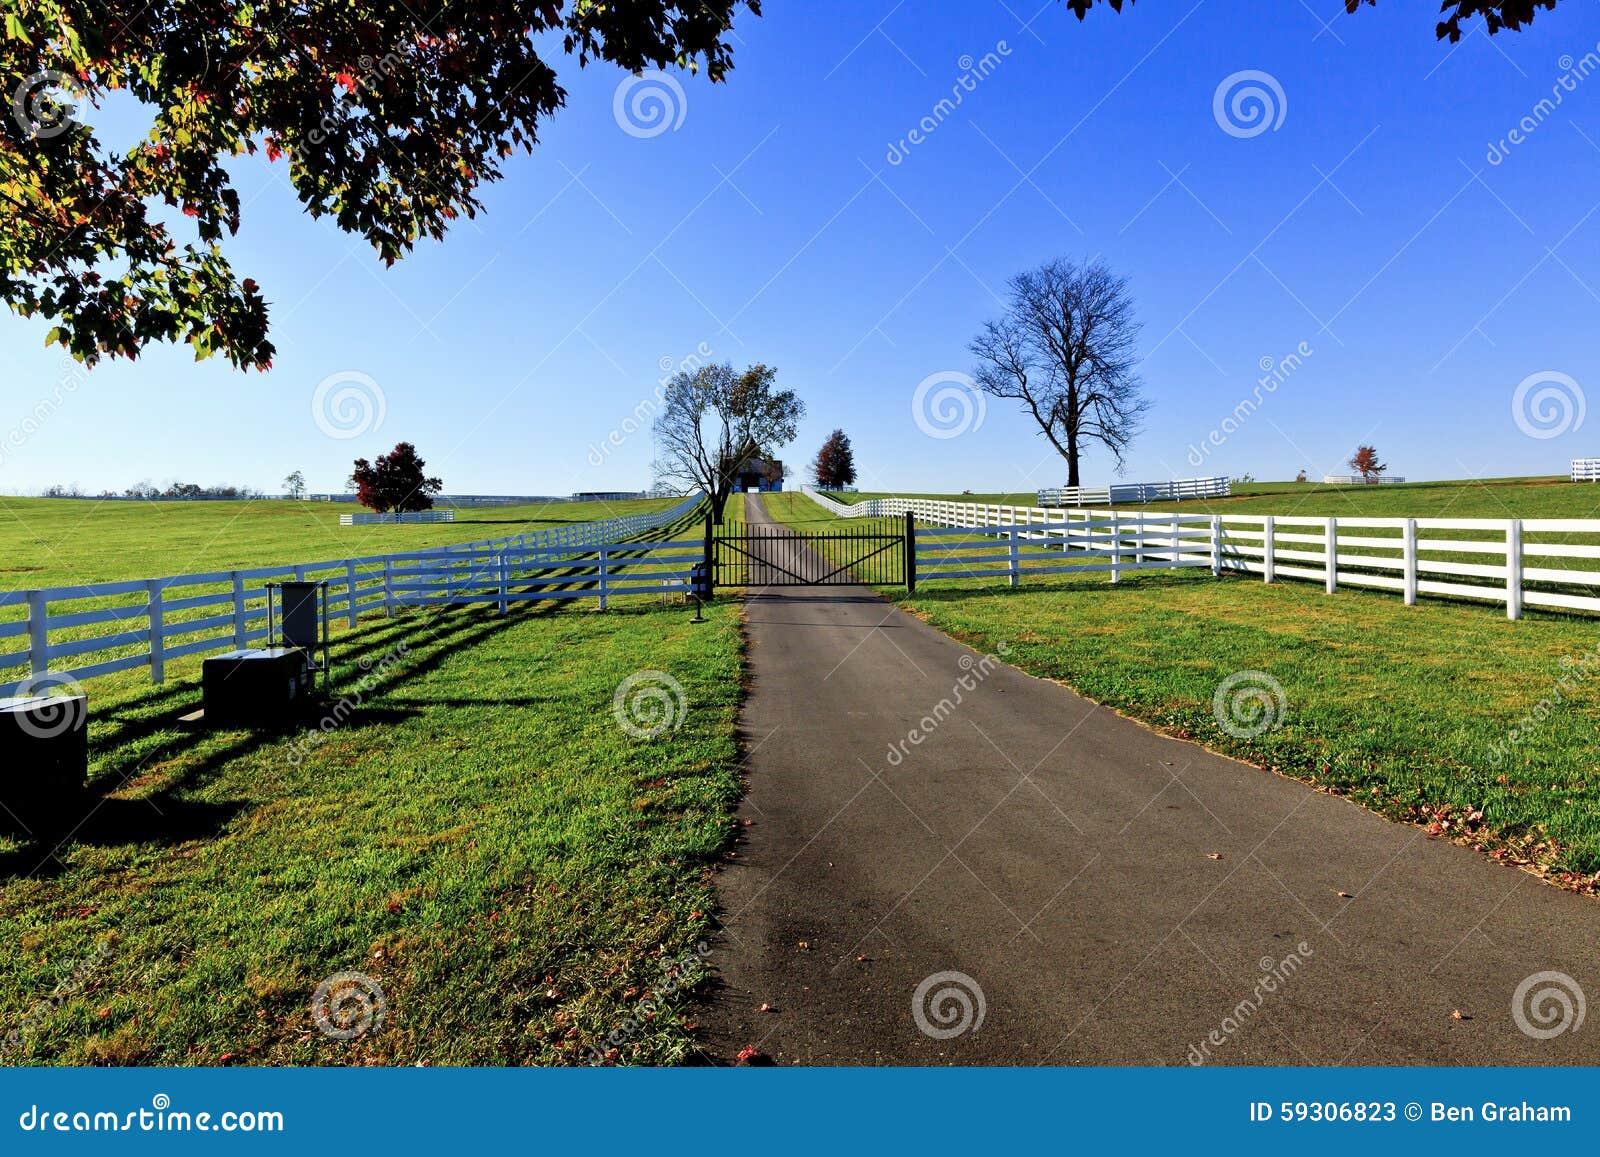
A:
[202, 648, 312, 726]
[0, 694, 88, 830]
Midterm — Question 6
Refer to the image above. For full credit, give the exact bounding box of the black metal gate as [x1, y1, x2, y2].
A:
[711, 516, 908, 588]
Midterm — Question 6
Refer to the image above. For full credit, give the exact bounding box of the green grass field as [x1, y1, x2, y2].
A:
[771, 486, 1600, 883]
[0, 562, 743, 1065]
[0, 496, 680, 589]
[830, 476, 1600, 520]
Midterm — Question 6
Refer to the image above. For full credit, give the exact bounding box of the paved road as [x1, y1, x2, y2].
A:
[695, 495, 1599, 1065]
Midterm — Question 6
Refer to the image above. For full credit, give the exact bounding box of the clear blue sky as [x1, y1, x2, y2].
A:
[4, 0, 1600, 496]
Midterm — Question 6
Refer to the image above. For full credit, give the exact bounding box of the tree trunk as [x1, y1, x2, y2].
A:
[710, 490, 728, 525]
[1066, 432, 1080, 488]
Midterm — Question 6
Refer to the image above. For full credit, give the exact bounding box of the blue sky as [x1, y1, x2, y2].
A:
[4, 0, 1600, 496]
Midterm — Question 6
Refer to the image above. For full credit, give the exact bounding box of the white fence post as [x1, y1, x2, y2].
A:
[1210, 516, 1222, 576]
[1008, 526, 1020, 587]
[598, 546, 609, 611]
[346, 561, 359, 628]
[497, 554, 508, 616]
[26, 589, 47, 680]
[1263, 516, 1276, 584]
[1170, 514, 1180, 570]
[1403, 519, 1418, 605]
[1506, 519, 1524, 621]
[1324, 517, 1338, 594]
[384, 558, 395, 618]
[232, 572, 247, 647]
[1135, 514, 1146, 567]
[1110, 513, 1121, 583]
[146, 579, 165, 684]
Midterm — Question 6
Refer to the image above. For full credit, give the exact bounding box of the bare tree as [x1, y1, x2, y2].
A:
[969, 258, 1149, 487]
[653, 362, 804, 524]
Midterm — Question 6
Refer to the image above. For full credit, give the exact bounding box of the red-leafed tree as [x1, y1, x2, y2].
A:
[1349, 445, 1387, 483]
[351, 442, 442, 513]
[812, 429, 857, 489]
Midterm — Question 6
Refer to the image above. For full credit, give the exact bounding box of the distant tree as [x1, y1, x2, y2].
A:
[812, 429, 857, 489]
[1295, 469, 1308, 483]
[653, 362, 804, 524]
[970, 257, 1149, 488]
[1058, 0, 1557, 40]
[282, 470, 307, 499]
[0, 1, 759, 370]
[1349, 445, 1387, 483]
[351, 442, 443, 513]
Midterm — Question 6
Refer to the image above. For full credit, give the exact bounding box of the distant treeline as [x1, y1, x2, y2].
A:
[40, 482, 267, 500]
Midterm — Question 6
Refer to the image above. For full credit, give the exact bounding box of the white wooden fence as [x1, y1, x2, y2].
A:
[1035, 476, 1231, 506]
[340, 510, 455, 526]
[1572, 459, 1600, 481]
[0, 496, 701, 697]
[1322, 474, 1407, 484]
[801, 488, 1600, 620]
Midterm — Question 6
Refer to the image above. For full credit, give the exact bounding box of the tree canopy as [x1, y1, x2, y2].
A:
[0, 1, 757, 369]
[811, 429, 857, 489]
[1059, 0, 1558, 40]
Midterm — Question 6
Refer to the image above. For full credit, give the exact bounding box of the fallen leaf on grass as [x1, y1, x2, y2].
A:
[1206, 852, 1223, 861]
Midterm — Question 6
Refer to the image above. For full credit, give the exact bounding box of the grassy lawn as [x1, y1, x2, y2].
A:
[830, 476, 1600, 520]
[0, 593, 744, 1065]
[0, 495, 680, 589]
[774, 488, 1600, 885]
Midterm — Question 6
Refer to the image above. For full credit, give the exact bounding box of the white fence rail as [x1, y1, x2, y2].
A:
[1036, 476, 1231, 506]
[392, 538, 703, 613]
[801, 487, 1600, 620]
[0, 496, 701, 697]
[340, 510, 456, 526]
[1572, 459, 1600, 481]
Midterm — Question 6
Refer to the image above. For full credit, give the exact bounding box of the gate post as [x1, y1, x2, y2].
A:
[703, 512, 716, 600]
[904, 510, 916, 593]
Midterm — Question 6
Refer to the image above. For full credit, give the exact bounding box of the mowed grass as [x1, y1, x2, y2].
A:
[0, 593, 745, 1065]
[0, 495, 679, 588]
[770, 490, 1600, 882]
[832, 476, 1600, 520]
